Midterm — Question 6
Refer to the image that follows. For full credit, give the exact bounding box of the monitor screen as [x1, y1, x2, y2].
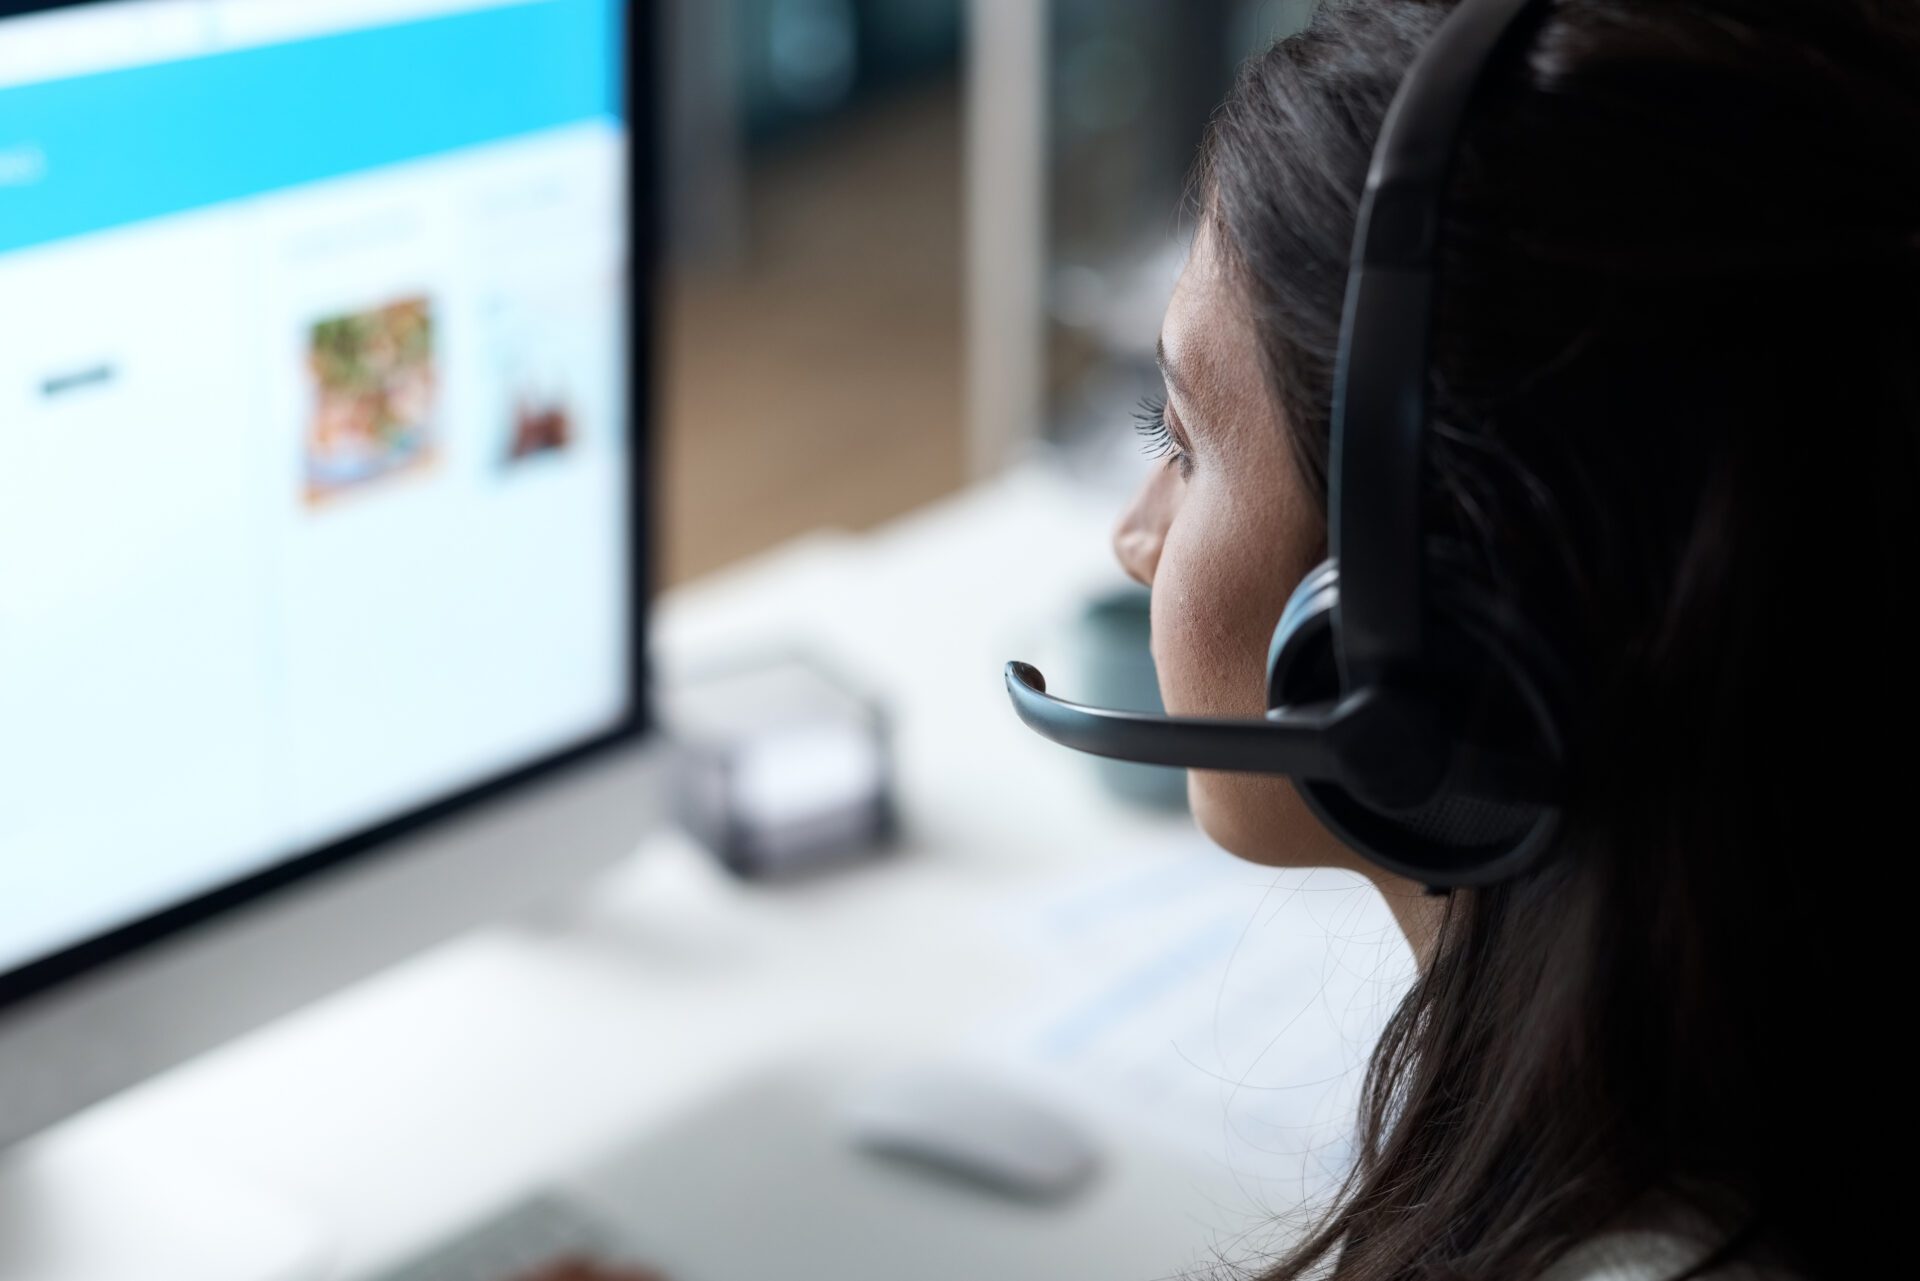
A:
[0, 0, 639, 999]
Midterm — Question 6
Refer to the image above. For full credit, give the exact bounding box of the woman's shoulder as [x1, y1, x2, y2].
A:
[1537, 1227, 1796, 1281]
[1538, 1197, 1800, 1281]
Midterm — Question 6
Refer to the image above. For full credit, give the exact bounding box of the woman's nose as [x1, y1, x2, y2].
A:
[1113, 471, 1174, 587]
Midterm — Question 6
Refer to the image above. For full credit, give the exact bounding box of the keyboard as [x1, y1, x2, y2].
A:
[368, 1192, 652, 1281]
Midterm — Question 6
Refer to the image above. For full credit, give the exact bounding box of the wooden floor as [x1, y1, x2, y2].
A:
[656, 83, 966, 586]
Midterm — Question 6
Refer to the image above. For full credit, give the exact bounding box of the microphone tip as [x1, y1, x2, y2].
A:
[1007, 661, 1047, 693]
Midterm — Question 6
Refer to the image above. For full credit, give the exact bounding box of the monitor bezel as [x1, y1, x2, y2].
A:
[0, 0, 655, 1013]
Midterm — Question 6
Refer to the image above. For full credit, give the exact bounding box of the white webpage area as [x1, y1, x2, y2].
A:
[0, 122, 631, 977]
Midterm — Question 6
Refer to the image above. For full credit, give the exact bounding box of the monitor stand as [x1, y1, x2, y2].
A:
[0, 1129, 327, 1281]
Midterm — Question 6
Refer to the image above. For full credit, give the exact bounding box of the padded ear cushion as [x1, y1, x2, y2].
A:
[1300, 775, 1557, 887]
[1266, 560, 1567, 887]
[1267, 560, 1342, 710]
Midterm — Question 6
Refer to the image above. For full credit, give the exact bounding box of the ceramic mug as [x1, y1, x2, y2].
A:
[1068, 584, 1188, 811]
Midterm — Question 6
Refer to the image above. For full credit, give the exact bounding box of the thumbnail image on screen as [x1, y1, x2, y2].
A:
[305, 295, 441, 502]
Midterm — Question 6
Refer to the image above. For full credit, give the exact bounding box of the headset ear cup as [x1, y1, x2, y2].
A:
[1268, 561, 1343, 711]
[1265, 561, 1565, 888]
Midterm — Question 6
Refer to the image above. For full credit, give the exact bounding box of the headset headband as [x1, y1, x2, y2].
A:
[1334, 0, 1548, 691]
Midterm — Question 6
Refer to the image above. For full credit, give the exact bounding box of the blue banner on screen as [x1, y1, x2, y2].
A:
[0, 0, 621, 253]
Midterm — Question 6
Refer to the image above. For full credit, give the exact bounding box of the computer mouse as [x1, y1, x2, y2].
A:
[840, 1064, 1102, 1203]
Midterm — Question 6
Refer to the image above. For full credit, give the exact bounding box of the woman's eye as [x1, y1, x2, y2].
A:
[1132, 394, 1193, 478]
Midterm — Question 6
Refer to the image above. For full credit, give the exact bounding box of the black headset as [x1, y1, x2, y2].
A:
[1005, 0, 1568, 889]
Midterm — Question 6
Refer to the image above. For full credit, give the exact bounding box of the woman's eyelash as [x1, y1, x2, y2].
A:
[1133, 394, 1192, 476]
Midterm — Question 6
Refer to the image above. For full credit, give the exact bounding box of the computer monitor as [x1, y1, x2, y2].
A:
[0, 0, 656, 1149]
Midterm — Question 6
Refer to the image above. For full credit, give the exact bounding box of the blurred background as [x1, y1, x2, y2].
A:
[658, 0, 1318, 583]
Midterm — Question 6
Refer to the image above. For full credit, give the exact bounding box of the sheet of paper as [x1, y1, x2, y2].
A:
[961, 838, 1417, 1216]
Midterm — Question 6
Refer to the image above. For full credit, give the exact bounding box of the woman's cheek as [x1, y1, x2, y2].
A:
[1149, 489, 1358, 871]
[1150, 518, 1269, 719]
[1147, 533, 1209, 719]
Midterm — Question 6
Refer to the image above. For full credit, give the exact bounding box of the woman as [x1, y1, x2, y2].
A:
[1092, 0, 1915, 1277]
[549, 2, 1908, 1278]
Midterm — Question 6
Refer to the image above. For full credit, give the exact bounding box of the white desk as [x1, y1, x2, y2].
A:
[13, 464, 1410, 1280]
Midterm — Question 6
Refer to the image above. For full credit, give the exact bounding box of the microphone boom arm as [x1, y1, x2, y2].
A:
[1004, 661, 1344, 777]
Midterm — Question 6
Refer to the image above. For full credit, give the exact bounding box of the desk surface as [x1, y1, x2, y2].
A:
[18, 463, 1410, 1280]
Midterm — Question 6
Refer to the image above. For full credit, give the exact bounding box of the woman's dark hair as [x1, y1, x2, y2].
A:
[1201, 1, 1919, 1277]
